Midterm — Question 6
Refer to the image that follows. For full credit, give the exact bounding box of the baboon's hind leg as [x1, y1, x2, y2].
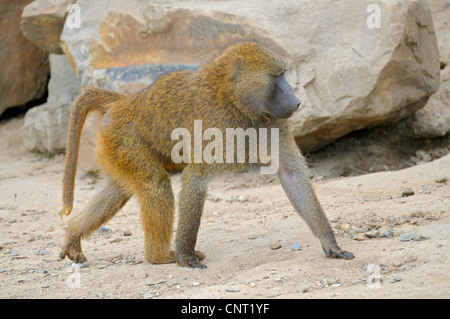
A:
[60, 178, 132, 263]
[134, 172, 177, 265]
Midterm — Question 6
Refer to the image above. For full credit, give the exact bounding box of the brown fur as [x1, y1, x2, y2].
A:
[59, 42, 353, 267]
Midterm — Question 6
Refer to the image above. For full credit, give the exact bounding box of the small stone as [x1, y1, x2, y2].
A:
[226, 196, 233, 202]
[364, 230, 380, 239]
[237, 196, 247, 202]
[39, 249, 49, 255]
[146, 278, 166, 286]
[352, 234, 365, 241]
[274, 277, 283, 283]
[401, 189, 414, 197]
[422, 154, 432, 162]
[133, 270, 148, 279]
[123, 230, 132, 236]
[192, 281, 200, 287]
[299, 285, 310, 293]
[72, 262, 88, 269]
[225, 287, 240, 292]
[249, 282, 256, 288]
[97, 226, 112, 234]
[415, 150, 425, 159]
[381, 229, 394, 238]
[400, 233, 417, 241]
[11, 250, 19, 256]
[271, 241, 282, 250]
[410, 211, 424, 218]
[435, 176, 447, 183]
[331, 281, 342, 287]
[27, 235, 36, 242]
[391, 276, 402, 283]
[110, 238, 122, 243]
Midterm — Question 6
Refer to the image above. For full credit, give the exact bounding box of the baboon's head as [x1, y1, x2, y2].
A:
[218, 41, 301, 119]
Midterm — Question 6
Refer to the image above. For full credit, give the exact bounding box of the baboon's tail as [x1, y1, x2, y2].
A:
[60, 87, 126, 219]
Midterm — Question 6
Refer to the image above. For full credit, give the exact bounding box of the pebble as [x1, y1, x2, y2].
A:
[39, 249, 49, 255]
[399, 233, 427, 242]
[11, 250, 19, 257]
[123, 230, 132, 236]
[364, 230, 380, 239]
[225, 287, 240, 292]
[391, 276, 402, 283]
[271, 241, 282, 250]
[415, 150, 425, 159]
[435, 176, 447, 183]
[352, 234, 365, 241]
[110, 238, 122, 243]
[192, 281, 200, 287]
[133, 270, 148, 279]
[72, 262, 88, 269]
[237, 196, 247, 202]
[299, 285, 310, 293]
[422, 154, 432, 162]
[381, 229, 394, 238]
[97, 226, 112, 234]
[146, 278, 166, 286]
[401, 189, 415, 197]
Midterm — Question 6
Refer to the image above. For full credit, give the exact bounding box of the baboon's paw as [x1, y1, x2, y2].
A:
[146, 250, 177, 265]
[60, 237, 87, 263]
[325, 247, 354, 260]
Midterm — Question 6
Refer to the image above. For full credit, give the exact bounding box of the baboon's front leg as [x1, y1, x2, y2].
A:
[176, 165, 208, 268]
[278, 136, 354, 260]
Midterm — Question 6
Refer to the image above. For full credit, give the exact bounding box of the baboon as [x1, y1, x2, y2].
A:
[59, 41, 354, 268]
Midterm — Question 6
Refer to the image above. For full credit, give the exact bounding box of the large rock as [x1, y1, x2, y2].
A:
[20, 0, 76, 54]
[392, 0, 450, 139]
[59, 0, 287, 87]
[59, 0, 440, 152]
[20, 54, 80, 153]
[0, 0, 50, 116]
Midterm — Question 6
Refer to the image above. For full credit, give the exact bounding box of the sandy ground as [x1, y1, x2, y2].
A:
[0, 117, 448, 299]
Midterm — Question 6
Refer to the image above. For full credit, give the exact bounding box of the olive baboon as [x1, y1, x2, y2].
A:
[59, 42, 354, 268]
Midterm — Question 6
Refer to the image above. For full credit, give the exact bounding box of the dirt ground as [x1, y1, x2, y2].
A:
[0, 117, 448, 299]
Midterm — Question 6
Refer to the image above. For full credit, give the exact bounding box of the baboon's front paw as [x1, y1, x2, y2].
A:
[60, 244, 87, 263]
[177, 252, 207, 269]
[60, 236, 87, 263]
[325, 247, 354, 260]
